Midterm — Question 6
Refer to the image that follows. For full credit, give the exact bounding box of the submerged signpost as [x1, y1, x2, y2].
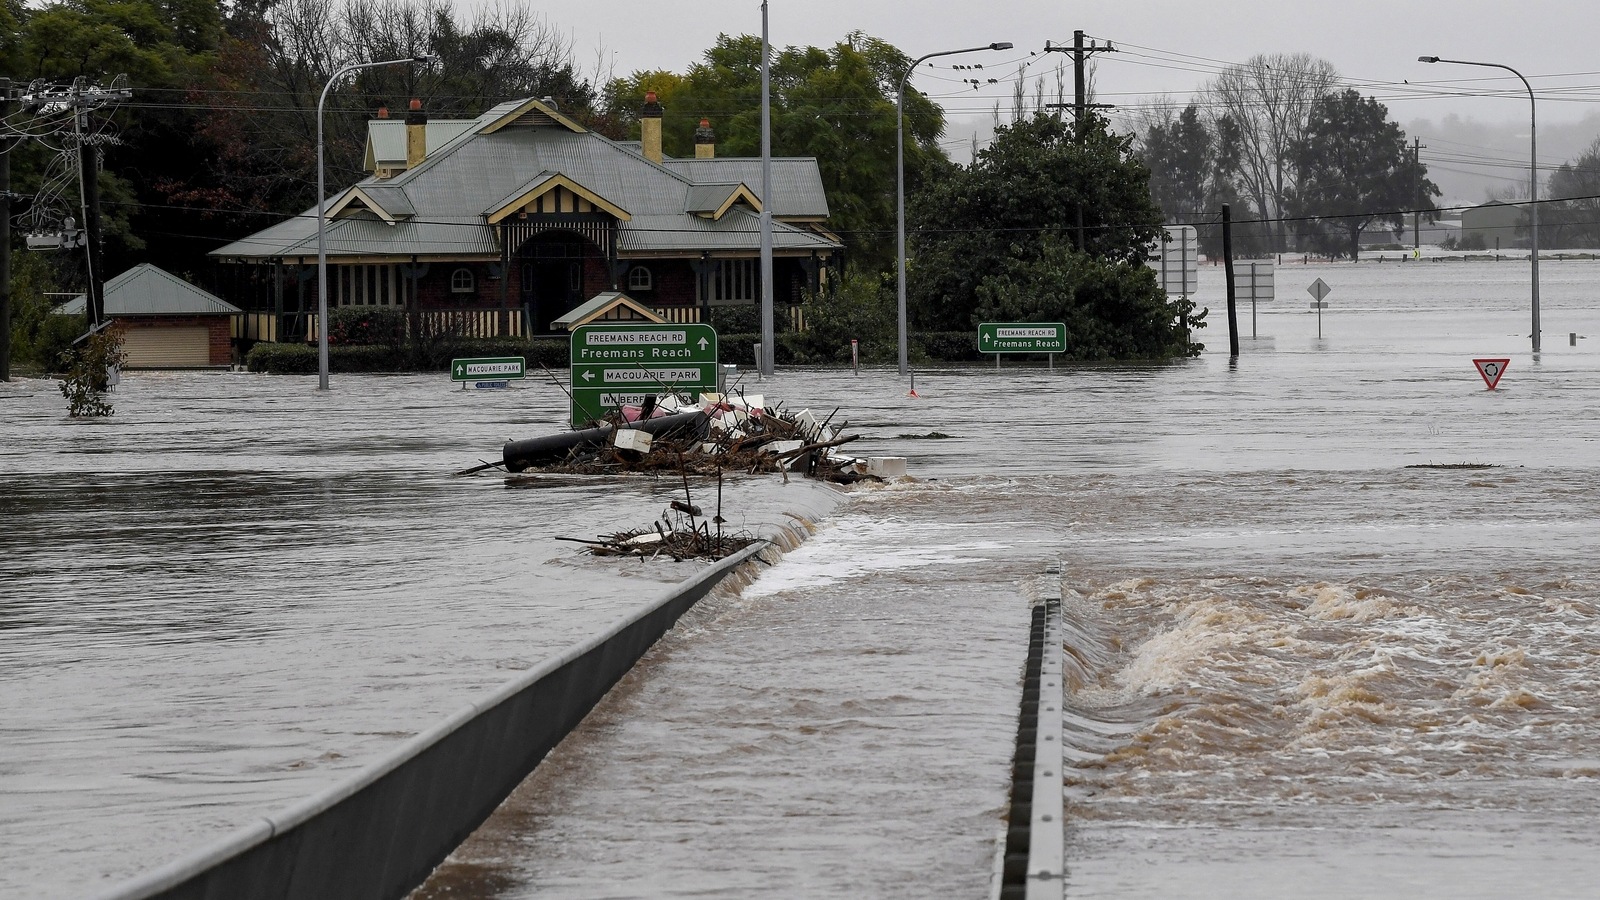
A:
[569, 324, 718, 426]
[1307, 278, 1332, 339]
[1473, 357, 1510, 390]
[978, 322, 1067, 369]
[451, 356, 525, 390]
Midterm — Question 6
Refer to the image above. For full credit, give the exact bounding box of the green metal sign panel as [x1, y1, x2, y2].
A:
[451, 356, 526, 381]
[569, 324, 718, 425]
[978, 322, 1067, 354]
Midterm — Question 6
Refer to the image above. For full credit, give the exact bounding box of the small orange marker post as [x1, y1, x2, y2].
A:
[1473, 358, 1510, 390]
[908, 371, 919, 398]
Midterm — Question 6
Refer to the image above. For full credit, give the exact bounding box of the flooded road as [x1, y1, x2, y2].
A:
[4, 259, 1600, 897]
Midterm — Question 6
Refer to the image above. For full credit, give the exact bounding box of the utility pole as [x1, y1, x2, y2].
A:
[17, 77, 131, 333]
[1413, 137, 1426, 250]
[1, 77, 13, 381]
[75, 90, 106, 328]
[1044, 33, 1114, 251]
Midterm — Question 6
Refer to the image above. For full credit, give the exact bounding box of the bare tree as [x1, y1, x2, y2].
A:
[1206, 53, 1339, 252]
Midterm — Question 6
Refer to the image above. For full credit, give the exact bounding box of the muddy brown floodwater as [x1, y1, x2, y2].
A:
[4, 259, 1600, 898]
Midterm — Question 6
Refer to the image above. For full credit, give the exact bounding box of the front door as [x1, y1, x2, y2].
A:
[518, 237, 585, 333]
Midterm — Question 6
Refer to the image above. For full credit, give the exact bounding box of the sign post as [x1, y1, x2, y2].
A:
[569, 324, 718, 426]
[1473, 357, 1510, 390]
[450, 356, 526, 389]
[1306, 278, 1332, 339]
[978, 322, 1066, 369]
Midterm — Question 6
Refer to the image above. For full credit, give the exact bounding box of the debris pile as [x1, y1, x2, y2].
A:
[503, 391, 876, 485]
[558, 493, 761, 561]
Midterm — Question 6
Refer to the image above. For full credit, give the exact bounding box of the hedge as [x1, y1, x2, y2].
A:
[245, 337, 570, 374]
[245, 331, 989, 375]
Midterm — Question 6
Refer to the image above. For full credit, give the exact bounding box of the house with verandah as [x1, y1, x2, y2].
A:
[210, 93, 842, 343]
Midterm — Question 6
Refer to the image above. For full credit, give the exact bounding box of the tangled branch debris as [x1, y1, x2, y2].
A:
[503, 391, 878, 485]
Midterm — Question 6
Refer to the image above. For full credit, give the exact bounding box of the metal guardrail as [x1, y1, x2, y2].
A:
[996, 571, 1065, 900]
[90, 483, 844, 900]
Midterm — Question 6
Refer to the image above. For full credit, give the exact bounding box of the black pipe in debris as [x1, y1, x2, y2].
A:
[502, 410, 712, 472]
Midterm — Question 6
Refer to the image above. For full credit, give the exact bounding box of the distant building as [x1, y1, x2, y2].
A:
[211, 95, 842, 343]
[1460, 199, 1529, 249]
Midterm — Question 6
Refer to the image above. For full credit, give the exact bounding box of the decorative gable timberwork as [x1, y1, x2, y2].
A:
[485, 174, 630, 225]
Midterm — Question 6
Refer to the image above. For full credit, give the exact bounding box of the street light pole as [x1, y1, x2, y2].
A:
[317, 55, 433, 390]
[897, 42, 1012, 376]
[1419, 55, 1540, 353]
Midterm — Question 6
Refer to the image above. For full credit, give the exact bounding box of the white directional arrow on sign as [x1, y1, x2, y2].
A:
[697, 337, 709, 350]
[581, 370, 595, 381]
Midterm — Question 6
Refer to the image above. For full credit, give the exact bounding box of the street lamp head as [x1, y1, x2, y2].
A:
[990, 42, 1014, 51]
[1418, 56, 1440, 63]
[413, 54, 437, 65]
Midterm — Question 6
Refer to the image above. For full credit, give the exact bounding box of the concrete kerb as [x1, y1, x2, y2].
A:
[92, 482, 846, 900]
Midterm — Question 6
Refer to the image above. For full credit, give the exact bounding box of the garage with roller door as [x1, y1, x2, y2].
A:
[58, 264, 240, 368]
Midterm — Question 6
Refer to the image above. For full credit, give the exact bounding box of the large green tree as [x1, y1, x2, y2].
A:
[602, 32, 949, 274]
[1540, 137, 1600, 248]
[1138, 102, 1213, 224]
[1287, 89, 1438, 260]
[907, 112, 1198, 358]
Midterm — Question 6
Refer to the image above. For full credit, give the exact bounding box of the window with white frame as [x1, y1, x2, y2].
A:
[450, 267, 475, 294]
[708, 258, 757, 303]
[627, 265, 653, 291]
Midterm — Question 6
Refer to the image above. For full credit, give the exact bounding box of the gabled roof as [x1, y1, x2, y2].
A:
[59, 264, 241, 316]
[476, 97, 588, 135]
[365, 118, 476, 171]
[551, 291, 667, 330]
[485, 172, 631, 224]
[685, 182, 762, 219]
[664, 157, 830, 219]
[213, 97, 841, 262]
[327, 184, 415, 223]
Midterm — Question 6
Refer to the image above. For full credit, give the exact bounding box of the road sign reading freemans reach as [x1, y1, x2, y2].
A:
[569, 324, 718, 426]
[978, 322, 1067, 354]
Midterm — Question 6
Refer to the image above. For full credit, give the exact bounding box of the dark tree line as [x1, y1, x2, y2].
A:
[1135, 55, 1440, 260]
[5, 1, 1201, 363]
[3, 0, 602, 282]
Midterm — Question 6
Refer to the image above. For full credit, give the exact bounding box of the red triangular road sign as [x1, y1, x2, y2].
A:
[1473, 357, 1510, 390]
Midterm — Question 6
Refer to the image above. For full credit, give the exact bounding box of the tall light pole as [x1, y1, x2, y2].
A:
[1419, 55, 1540, 353]
[317, 55, 432, 390]
[897, 42, 1012, 376]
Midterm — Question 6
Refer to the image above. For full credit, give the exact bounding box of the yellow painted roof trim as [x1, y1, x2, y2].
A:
[706, 183, 763, 220]
[478, 97, 588, 135]
[486, 174, 632, 225]
[326, 187, 400, 225]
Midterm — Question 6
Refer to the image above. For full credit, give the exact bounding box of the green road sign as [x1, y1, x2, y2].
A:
[451, 356, 526, 381]
[978, 322, 1067, 354]
[569, 324, 718, 425]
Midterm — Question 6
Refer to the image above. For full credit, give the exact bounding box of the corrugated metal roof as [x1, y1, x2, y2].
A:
[356, 184, 416, 218]
[664, 158, 830, 218]
[216, 98, 840, 262]
[685, 183, 743, 214]
[364, 119, 477, 169]
[59, 264, 242, 316]
[551, 291, 666, 329]
[620, 209, 838, 254]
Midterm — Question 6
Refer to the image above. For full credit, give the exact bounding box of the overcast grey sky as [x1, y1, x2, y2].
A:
[528, 0, 1600, 202]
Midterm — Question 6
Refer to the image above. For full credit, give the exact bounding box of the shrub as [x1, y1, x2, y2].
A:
[325, 307, 406, 347]
[59, 323, 127, 417]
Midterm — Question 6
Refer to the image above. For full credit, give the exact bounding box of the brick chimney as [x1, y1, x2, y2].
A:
[405, 98, 426, 169]
[640, 90, 663, 163]
[694, 118, 715, 159]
